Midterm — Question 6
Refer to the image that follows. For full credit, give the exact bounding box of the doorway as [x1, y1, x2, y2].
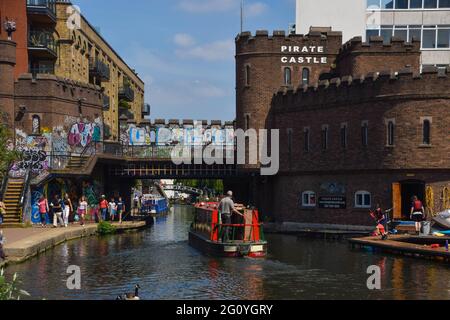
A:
[400, 180, 425, 219]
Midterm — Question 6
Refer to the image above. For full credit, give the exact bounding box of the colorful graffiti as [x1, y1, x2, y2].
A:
[121, 123, 235, 147]
[68, 122, 101, 148]
[30, 185, 50, 224]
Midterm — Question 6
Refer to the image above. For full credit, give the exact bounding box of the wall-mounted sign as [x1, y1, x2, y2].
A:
[320, 182, 346, 195]
[281, 46, 328, 64]
[319, 196, 346, 209]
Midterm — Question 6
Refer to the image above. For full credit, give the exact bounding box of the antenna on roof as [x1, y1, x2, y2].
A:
[240, 0, 244, 33]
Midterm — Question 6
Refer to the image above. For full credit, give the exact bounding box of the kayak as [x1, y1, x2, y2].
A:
[433, 210, 450, 229]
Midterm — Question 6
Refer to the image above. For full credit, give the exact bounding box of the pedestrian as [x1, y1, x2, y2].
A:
[410, 195, 425, 234]
[0, 198, 6, 226]
[63, 194, 73, 228]
[0, 230, 6, 261]
[117, 196, 125, 224]
[38, 195, 49, 228]
[52, 195, 64, 228]
[78, 196, 88, 226]
[99, 195, 108, 221]
[109, 197, 117, 222]
[370, 203, 388, 240]
[218, 191, 244, 242]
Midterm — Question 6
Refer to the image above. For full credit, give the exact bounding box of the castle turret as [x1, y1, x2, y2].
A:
[235, 28, 343, 133]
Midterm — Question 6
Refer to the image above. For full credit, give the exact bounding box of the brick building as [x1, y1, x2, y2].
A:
[236, 28, 450, 229]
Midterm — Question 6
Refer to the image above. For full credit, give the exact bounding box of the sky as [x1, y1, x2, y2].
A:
[72, 0, 296, 121]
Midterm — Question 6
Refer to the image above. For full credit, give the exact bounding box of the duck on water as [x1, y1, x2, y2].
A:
[116, 284, 141, 300]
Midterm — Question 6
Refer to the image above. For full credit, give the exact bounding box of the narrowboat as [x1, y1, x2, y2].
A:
[188, 202, 267, 258]
[140, 194, 169, 217]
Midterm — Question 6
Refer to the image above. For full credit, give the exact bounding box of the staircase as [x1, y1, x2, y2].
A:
[65, 156, 89, 171]
[2, 179, 24, 227]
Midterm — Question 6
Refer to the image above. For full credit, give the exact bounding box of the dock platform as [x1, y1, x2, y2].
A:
[349, 235, 450, 262]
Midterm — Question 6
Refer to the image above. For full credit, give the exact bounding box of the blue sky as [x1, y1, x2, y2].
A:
[72, 0, 296, 121]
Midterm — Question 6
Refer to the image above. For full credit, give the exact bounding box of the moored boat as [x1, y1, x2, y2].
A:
[188, 202, 267, 258]
[140, 194, 169, 217]
[433, 210, 450, 229]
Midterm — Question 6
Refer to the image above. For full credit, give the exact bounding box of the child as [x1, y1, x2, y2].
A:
[109, 198, 117, 222]
[370, 204, 388, 240]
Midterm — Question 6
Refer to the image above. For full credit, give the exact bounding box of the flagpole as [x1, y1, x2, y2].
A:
[240, 0, 244, 33]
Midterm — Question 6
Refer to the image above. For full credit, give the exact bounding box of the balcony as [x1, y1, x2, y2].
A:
[30, 64, 55, 77]
[89, 58, 110, 82]
[26, 0, 56, 24]
[118, 84, 135, 102]
[28, 30, 58, 59]
[142, 103, 150, 117]
[103, 95, 110, 110]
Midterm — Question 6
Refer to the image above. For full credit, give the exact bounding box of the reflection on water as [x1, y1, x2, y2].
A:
[4, 205, 450, 300]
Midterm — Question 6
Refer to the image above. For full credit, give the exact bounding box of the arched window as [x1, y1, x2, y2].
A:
[245, 65, 251, 86]
[284, 67, 292, 86]
[387, 120, 395, 146]
[302, 191, 316, 207]
[302, 68, 310, 86]
[355, 191, 371, 208]
[423, 119, 431, 145]
[32, 115, 41, 135]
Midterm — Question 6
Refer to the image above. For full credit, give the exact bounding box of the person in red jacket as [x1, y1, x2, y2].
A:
[99, 195, 109, 222]
[410, 195, 425, 234]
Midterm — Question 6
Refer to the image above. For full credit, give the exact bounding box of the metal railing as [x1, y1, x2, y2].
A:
[19, 167, 32, 223]
[30, 65, 55, 76]
[28, 30, 58, 55]
[89, 58, 110, 81]
[26, 0, 56, 17]
[119, 84, 135, 102]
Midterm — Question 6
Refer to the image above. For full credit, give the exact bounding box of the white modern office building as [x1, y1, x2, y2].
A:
[296, 0, 450, 68]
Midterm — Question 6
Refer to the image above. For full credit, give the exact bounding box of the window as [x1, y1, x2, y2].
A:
[355, 191, 372, 208]
[361, 122, 369, 147]
[394, 28, 408, 41]
[382, 0, 394, 8]
[321, 126, 328, 150]
[437, 28, 450, 48]
[409, 26, 421, 42]
[284, 67, 292, 86]
[366, 29, 380, 39]
[367, 0, 381, 8]
[422, 119, 431, 145]
[245, 114, 250, 131]
[396, 0, 409, 8]
[245, 65, 250, 86]
[303, 128, 310, 152]
[302, 191, 316, 207]
[287, 129, 293, 158]
[381, 26, 394, 43]
[424, 0, 437, 8]
[31, 115, 41, 135]
[387, 120, 395, 146]
[340, 124, 347, 149]
[423, 28, 437, 48]
[440, 0, 450, 7]
[302, 68, 310, 86]
[410, 0, 423, 8]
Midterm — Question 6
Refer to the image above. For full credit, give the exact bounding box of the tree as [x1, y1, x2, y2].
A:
[0, 122, 18, 182]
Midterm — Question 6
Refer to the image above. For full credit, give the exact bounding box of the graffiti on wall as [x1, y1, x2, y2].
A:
[120, 123, 235, 147]
[68, 121, 102, 148]
[10, 130, 50, 177]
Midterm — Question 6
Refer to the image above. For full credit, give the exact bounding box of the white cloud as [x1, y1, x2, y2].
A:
[245, 2, 268, 17]
[178, 0, 268, 16]
[174, 33, 196, 47]
[176, 39, 234, 61]
[178, 0, 237, 13]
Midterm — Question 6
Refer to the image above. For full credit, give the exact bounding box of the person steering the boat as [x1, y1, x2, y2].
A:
[218, 191, 244, 242]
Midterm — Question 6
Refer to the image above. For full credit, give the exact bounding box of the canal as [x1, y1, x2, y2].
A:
[4, 205, 450, 300]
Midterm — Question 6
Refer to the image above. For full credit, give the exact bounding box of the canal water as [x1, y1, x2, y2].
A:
[4, 205, 450, 300]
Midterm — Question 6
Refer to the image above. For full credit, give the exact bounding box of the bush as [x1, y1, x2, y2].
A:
[97, 221, 117, 235]
[0, 269, 30, 300]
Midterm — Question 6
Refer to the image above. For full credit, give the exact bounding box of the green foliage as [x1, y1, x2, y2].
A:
[0, 123, 18, 181]
[97, 221, 117, 235]
[174, 179, 224, 194]
[118, 99, 131, 109]
[0, 269, 30, 300]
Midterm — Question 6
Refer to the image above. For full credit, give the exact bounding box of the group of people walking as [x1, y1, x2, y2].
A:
[37, 194, 126, 228]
